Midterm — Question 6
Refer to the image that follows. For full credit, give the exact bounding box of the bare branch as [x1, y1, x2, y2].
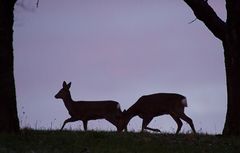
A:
[188, 18, 197, 24]
[184, 0, 226, 40]
[15, 0, 35, 12]
[36, 0, 39, 8]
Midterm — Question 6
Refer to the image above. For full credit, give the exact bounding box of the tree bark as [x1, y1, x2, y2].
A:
[0, 0, 20, 133]
[183, 0, 240, 135]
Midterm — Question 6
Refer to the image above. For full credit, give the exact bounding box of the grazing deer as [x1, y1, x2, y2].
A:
[55, 81, 123, 132]
[120, 93, 196, 134]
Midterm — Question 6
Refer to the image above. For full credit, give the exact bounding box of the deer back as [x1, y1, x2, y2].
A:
[70, 100, 121, 120]
[127, 93, 186, 117]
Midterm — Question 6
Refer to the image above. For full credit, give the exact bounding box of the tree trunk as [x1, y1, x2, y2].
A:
[0, 0, 20, 133]
[222, 0, 240, 135]
[222, 44, 240, 135]
[183, 0, 240, 136]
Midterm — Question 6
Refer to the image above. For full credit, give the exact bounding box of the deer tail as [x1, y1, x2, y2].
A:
[117, 103, 121, 110]
[181, 98, 188, 107]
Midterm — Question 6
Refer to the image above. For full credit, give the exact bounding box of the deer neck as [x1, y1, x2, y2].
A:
[62, 92, 74, 112]
[128, 104, 139, 116]
[124, 108, 137, 124]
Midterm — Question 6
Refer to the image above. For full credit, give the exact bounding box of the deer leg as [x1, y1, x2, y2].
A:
[124, 127, 128, 132]
[83, 120, 88, 131]
[142, 117, 161, 132]
[170, 114, 183, 134]
[60, 117, 77, 130]
[179, 113, 196, 134]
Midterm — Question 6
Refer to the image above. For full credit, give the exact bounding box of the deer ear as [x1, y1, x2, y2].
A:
[63, 81, 67, 87]
[67, 82, 71, 89]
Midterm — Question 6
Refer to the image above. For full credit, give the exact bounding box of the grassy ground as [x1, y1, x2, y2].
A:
[0, 130, 240, 153]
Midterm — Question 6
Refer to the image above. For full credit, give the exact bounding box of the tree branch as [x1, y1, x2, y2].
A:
[36, 0, 40, 8]
[183, 0, 226, 41]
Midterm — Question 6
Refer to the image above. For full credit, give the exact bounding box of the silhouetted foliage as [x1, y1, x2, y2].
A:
[183, 0, 240, 136]
[0, 0, 20, 133]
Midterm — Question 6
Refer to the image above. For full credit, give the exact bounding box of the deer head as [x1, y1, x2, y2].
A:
[55, 81, 71, 99]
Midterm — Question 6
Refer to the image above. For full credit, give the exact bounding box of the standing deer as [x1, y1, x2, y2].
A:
[120, 93, 196, 134]
[55, 81, 123, 132]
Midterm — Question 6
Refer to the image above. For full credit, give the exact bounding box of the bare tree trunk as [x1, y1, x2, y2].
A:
[0, 0, 20, 133]
[223, 44, 240, 135]
[222, 0, 240, 135]
[183, 0, 240, 135]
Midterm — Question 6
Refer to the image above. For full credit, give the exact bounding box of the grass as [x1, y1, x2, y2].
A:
[0, 129, 240, 153]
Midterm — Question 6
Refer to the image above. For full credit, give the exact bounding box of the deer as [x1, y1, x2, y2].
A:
[55, 81, 123, 132]
[119, 93, 196, 134]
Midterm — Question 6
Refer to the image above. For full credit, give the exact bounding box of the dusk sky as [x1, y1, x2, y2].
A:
[14, 0, 226, 134]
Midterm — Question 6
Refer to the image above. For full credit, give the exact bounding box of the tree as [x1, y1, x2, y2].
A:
[0, 0, 20, 133]
[183, 0, 240, 135]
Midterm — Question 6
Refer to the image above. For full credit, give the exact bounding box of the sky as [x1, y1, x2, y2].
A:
[13, 0, 227, 134]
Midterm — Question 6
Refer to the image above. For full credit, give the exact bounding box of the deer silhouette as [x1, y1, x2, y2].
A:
[55, 81, 123, 132]
[119, 93, 196, 134]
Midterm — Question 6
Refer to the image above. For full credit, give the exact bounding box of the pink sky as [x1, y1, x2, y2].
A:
[14, 0, 226, 133]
